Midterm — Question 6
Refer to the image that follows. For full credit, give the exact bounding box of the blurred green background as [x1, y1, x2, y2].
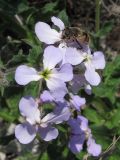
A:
[0, 0, 120, 159]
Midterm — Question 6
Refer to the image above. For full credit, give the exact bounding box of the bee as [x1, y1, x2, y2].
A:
[62, 27, 89, 49]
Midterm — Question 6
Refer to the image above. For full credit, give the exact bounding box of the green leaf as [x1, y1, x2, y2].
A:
[27, 45, 42, 65]
[0, 109, 15, 122]
[91, 125, 113, 149]
[9, 49, 27, 65]
[41, 152, 49, 160]
[104, 55, 120, 79]
[0, 58, 5, 69]
[94, 21, 114, 38]
[17, 1, 29, 13]
[24, 81, 40, 97]
[106, 107, 120, 129]
[0, 86, 5, 96]
[83, 107, 104, 125]
[0, 93, 21, 122]
[62, 148, 69, 159]
[58, 10, 69, 26]
[93, 78, 120, 103]
[41, 1, 58, 14]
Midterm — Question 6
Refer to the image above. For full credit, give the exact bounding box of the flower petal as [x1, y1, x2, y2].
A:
[77, 116, 88, 131]
[68, 134, 85, 154]
[84, 63, 101, 86]
[43, 46, 62, 70]
[85, 84, 92, 95]
[40, 90, 54, 102]
[87, 137, 102, 157]
[65, 47, 85, 65]
[35, 22, 61, 44]
[15, 122, 36, 144]
[92, 51, 105, 69]
[51, 16, 65, 31]
[40, 89, 67, 103]
[59, 42, 67, 65]
[50, 88, 67, 102]
[19, 97, 40, 124]
[41, 104, 71, 124]
[70, 95, 86, 111]
[46, 77, 67, 91]
[15, 65, 41, 85]
[51, 63, 73, 82]
[38, 125, 58, 141]
[68, 118, 83, 134]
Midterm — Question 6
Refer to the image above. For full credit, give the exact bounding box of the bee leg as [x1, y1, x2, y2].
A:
[75, 39, 83, 49]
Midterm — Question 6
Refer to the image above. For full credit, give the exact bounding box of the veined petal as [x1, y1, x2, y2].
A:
[50, 88, 67, 102]
[92, 51, 105, 69]
[15, 65, 41, 85]
[38, 125, 58, 141]
[51, 63, 73, 82]
[65, 47, 85, 65]
[68, 118, 83, 134]
[19, 97, 40, 124]
[51, 16, 65, 31]
[40, 89, 67, 103]
[43, 46, 62, 70]
[35, 22, 61, 44]
[84, 63, 101, 86]
[40, 90, 54, 102]
[15, 122, 36, 144]
[68, 134, 85, 154]
[87, 137, 102, 157]
[46, 77, 67, 91]
[70, 95, 86, 111]
[41, 105, 71, 124]
[77, 116, 88, 131]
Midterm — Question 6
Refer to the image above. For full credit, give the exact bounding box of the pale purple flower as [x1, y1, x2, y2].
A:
[41, 89, 86, 111]
[69, 93, 86, 111]
[68, 115, 101, 156]
[69, 134, 85, 154]
[40, 89, 67, 103]
[15, 97, 71, 144]
[35, 16, 65, 44]
[15, 46, 73, 91]
[40, 90, 54, 102]
[68, 116, 87, 154]
[87, 137, 102, 157]
[65, 47, 106, 86]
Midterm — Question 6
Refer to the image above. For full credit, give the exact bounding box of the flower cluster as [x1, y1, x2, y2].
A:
[15, 16, 105, 157]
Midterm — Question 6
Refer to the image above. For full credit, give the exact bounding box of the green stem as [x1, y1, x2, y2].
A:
[95, 0, 101, 49]
[38, 79, 43, 97]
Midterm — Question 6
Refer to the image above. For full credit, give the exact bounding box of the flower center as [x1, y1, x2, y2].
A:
[40, 69, 51, 79]
[84, 54, 92, 62]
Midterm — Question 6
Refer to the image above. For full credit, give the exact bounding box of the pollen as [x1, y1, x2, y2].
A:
[40, 69, 51, 79]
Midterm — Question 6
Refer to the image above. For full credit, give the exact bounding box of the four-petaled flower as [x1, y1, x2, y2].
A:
[68, 116, 101, 156]
[65, 47, 105, 86]
[14, 15, 105, 156]
[15, 96, 71, 144]
[15, 46, 73, 91]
